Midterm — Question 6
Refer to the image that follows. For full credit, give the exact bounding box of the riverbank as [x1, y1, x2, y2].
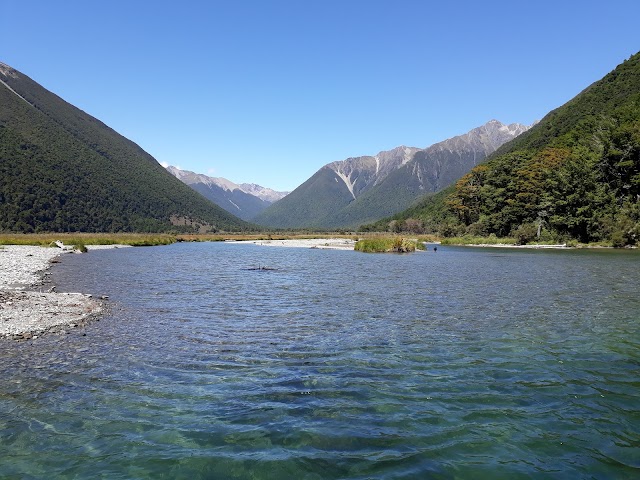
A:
[0, 245, 109, 340]
[458, 243, 570, 249]
[227, 238, 357, 250]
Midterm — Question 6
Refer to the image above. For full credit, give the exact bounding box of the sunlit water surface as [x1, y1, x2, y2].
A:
[1, 243, 638, 479]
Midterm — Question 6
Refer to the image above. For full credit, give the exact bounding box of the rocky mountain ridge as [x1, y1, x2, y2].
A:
[254, 119, 530, 229]
[326, 145, 422, 200]
[165, 166, 288, 221]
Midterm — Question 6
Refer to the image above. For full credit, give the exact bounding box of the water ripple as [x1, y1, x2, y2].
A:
[0, 243, 639, 479]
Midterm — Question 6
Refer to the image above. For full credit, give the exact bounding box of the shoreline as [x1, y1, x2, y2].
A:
[227, 238, 357, 250]
[0, 245, 116, 340]
[451, 243, 570, 249]
[447, 243, 636, 249]
[225, 238, 587, 251]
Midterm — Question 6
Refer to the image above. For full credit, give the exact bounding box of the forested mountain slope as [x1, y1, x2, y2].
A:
[253, 146, 419, 229]
[255, 121, 526, 229]
[0, 62, 250, 233]
[326, 121, 528, 228]
[365, 53, 640, 246]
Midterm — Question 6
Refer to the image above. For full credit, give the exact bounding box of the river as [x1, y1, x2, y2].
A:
[0, 242, 638, 479]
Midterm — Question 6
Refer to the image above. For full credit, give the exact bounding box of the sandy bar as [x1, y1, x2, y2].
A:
[0, 245, 110, 340]
[227, 238, 357, 250]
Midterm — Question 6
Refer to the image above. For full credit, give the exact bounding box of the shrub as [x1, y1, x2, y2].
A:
[512, 223, 538, 245]
[73, 242, 88, 253]
[355, 237, 418, 253]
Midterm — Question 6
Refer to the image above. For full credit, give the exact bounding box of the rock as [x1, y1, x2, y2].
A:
[0, 246, 102, 340]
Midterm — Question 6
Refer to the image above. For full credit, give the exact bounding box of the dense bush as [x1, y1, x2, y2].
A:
[354, 237, 421, 253]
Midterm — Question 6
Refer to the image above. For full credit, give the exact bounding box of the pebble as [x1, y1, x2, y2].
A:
[0, 245, 103, 340]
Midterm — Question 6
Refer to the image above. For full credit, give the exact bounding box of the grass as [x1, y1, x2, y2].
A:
[174, 233, 360, 242]
[3, 231, 624, 250]
[0, 233, 177, 247]
[440, 235, 517, 246]
[354, 236, 424, 253]
[0, 232, 358, 247]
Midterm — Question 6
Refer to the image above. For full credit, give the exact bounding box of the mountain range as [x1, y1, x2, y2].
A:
[3, 51, 637, 244]
[0, 62, 250, 233]
[254, 120, 529, 229]
[165, 166, 288, 221]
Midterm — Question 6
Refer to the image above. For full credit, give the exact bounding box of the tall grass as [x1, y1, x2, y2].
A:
[0, 232, 359, 247]
[440, 235, 517, 245]
[174, 233, 358, 242]
[0, 233, 176, 247]
[354, 237, 423, 253]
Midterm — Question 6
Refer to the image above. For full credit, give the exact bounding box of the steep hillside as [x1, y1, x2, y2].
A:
[366, 53, 640, 246]
[253, 146, 418, 228]
[327, 121, 528, 227]
[166, 166, 287, 221]
[0, 62, 250, 233]
[255, 121, 526, 229]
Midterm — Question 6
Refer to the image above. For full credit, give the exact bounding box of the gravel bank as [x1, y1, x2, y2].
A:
[0, 245, 103, 340]
[228, 238, 356, 250]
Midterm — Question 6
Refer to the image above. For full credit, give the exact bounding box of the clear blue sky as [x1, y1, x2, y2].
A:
[2, 0, 639, 191]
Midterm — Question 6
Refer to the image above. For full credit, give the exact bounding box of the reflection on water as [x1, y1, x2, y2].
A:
[1, 243, 639, 479]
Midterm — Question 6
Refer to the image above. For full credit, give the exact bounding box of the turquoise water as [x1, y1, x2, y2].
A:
[0, 243, 639, 479]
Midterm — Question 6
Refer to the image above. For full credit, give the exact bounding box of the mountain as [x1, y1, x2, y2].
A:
[366, 52, 640, 246]
[238, 183, 288, 204]
[165, 166, 288, 221]
[254, 121, 528, 229]
[326, 120, 529, 227]
[253, 145, 420, 229]
[0, 62, 250, 233]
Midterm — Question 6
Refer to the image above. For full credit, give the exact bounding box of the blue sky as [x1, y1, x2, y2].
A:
[2, 0, 639, 191]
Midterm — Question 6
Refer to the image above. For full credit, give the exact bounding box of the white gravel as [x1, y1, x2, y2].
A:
[0, 245, 63, 289]
[228, 238, 357, 250]
[0, 245, 103, 340]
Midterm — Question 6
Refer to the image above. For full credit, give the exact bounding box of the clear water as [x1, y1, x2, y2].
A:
[1, 243, 638, 479]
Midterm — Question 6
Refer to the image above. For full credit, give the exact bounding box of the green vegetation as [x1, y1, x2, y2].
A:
[73, 242, 88, 253]
[0, 233, 177, 246]
[0, 232, 363, 247]
[253, 167, 356, 229]
[354, 236, 423, 253]
[362, 53, 640, 247]
[0, 64, 253, 233]
[439, 235, 517, 246]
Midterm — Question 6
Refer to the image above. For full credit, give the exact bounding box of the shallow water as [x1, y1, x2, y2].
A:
[1, 243, 639, 479]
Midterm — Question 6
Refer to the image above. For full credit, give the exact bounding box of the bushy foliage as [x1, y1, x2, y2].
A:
[354, 236, 420, 253]
[73, 242, 88, 253]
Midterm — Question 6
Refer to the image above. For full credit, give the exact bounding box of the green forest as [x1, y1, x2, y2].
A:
[0, 64, 252, 233]
[363, 52, 640, 246]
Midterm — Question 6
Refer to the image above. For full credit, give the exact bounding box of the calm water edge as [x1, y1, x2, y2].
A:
[0, 242, 638, 479]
